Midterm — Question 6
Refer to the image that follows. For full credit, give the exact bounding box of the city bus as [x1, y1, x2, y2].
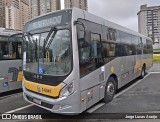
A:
[0, 28, 23, 93]
[22, 8, 153, 114]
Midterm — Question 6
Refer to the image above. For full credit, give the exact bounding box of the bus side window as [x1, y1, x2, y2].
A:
[0, 42, 10, 60]
[109, 44, 116, 56]
[102, 43, 116, 57]
[91, 33, 104, 68]
[137, 37, 143, 55]
[108, 28, 117, 41]
[91, 33, 101, 58]
[78, 30, 91, 65]
[102, 43, 110, 57]
[130, 45, 136, 55]
[117, 44, 129, 56]
[10, 42, 22, 59]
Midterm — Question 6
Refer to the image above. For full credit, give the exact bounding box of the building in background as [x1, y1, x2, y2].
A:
[30, 0, 40, 17]
[138, 4, 160, 43]
[64, 0, 88, 11]
[5, 0, 30, 30]
[20, 0, 31, 28]
[30, 0, 61, 18]
[5, 0, 21, 29]
[0, 0, 6, 28]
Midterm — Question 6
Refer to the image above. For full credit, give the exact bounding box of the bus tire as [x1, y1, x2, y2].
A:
[140, 65, 146, 79]
[104, 77, 116, 103]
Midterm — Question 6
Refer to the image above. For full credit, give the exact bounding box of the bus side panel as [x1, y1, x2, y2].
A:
[0, 61, 9, 93]
[1, 60, 22, 92]
[134, 55, 143, 77]
[80, 58, 123, 109]
[118, 56, 130, 87]
[80, 67, 104, 109]
[80, 90, 87, 112]
[127, 55, 136, 83]
[86, 85, 100, 109]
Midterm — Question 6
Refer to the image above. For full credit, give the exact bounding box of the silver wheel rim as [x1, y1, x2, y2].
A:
[107, 82, 115, 97]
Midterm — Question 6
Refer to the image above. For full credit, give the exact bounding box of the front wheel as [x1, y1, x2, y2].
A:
[104, 77, 116, 103]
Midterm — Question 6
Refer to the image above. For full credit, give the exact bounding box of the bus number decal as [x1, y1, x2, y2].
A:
[8, 67, 18, 82]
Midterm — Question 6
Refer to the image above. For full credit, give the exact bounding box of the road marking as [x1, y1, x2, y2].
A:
[5, 104, 33, 114]
[149, 72, 160, 74]
[87, 73, 151, 113]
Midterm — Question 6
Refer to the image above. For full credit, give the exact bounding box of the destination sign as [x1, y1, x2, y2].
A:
[23, 10, 72, 32]
[32, 16, 62, 30]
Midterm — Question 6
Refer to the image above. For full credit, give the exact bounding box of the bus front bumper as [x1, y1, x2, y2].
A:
[23, 86, 81, 114]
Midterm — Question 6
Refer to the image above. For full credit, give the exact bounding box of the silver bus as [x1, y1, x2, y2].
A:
[22, 8, 153, 114]
[0, 28, 22, 93]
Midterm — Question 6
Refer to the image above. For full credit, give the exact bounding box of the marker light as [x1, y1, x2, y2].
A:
[59, 81, 74, 98]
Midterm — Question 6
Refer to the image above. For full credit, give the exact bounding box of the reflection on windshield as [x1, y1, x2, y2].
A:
[23, 29, 72, 76]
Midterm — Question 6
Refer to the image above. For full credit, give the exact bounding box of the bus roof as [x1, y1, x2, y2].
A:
[80, 8, 151, 40]
[24, 7, 152, 41]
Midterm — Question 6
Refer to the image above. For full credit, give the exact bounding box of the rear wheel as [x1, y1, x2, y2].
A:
[104, 77, 116, 103]
[140, 65, 146, 79]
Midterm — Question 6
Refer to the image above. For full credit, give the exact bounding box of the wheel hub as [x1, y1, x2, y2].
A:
[107, 82, 114, 97]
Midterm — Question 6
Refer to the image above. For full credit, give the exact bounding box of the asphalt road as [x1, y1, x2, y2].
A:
[94, 73, 160, 113]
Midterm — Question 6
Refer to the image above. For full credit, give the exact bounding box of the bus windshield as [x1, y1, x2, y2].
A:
[23, 29, 72, 76]
[0, 34, 22, 60]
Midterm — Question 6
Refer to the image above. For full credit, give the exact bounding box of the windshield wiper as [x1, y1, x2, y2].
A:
[42, 27, 57, 63]
[43, 27, 57, 50]
[45, 30, 57, 50]
[35, 38, 38, 62]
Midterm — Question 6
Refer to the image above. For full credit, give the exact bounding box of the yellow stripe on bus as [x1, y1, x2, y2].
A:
[17, 71, 23, 82]
[24, 79, 62, 97]
[134, 58, 152, 73]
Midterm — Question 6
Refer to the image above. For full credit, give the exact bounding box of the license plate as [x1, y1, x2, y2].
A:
[33, 98, 41, 105]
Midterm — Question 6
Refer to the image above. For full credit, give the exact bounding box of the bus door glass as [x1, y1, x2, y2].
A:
[0, 39, 10, 92]
[7, 34, 23, 91]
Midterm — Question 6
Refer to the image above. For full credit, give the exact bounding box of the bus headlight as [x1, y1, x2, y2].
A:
[60, 81, 74, 98]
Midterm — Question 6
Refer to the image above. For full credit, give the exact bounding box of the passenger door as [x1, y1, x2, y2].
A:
[0, 41, 10, 92]
[7, 42, 22, 91]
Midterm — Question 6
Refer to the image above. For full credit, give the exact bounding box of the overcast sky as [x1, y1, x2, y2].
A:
[88, 0, 160, 32]
[61, 0, 160, 32]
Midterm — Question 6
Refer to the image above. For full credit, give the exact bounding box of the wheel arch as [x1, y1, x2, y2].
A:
[108, 74, 118, 91]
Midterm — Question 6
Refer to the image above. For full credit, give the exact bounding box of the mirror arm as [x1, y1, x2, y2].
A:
[74, 21, 86, 33]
